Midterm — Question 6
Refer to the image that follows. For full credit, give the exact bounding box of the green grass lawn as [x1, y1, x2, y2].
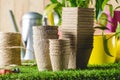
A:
[0, 62, 120, 80]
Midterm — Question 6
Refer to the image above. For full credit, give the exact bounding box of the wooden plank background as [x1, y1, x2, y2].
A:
[0, 0, 49, 32]
[0, 0, 119, 32]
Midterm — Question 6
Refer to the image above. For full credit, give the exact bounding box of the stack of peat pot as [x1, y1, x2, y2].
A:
[33, 26, 58, 71]
[49, 39, 71, 71]
[60, 7, 94, 69]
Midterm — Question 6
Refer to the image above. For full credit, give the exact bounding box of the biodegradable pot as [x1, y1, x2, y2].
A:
[0, 32, 21, 68]
[88, 33, 117, 65]
[61, 7, 94, 69]
[68, 47, 76, 69]
[49, 39, 70, 71]
[33, 26, 58, 71]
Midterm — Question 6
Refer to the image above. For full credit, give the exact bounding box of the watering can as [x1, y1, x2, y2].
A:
[22, 12, 42, 60]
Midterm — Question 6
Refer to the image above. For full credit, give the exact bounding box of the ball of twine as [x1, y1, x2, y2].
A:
[0, 32, 21, 47]
[0, 32, 21, 68]
[0, 47, 21, 68]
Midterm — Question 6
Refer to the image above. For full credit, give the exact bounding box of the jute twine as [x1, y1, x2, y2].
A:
[33, 26, 58, 71]
[0, 32, 21, 68]
[49, 39, 71, 71]
[0, 32, 21, 47]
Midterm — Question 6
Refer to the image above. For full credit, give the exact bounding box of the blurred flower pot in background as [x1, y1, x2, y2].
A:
[105, 11, 120, 32]
[89, 33, 117, 65]
[116, 38, 120, 62]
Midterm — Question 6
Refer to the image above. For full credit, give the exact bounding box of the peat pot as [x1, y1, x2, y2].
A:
[61, 7, 94, 69]
[33, 26, 58, 71]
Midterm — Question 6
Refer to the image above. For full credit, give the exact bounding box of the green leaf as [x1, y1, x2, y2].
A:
[61, 0, 66, 6]
[44, 3, 58, 15]
[107, 4, 114, 17]
[95, 0, 104, 20]
[54, 3, 63, 25]
[102, 0, 110, 10]
[50, 0, 58, 3]
[116, 22, 120, 38]
[85, 0, 90, 8]
[115, 6, 120, 10]
[90, 0, 93, 4]
[65, 0, 71, 7]
[94, 26, 109, 30]
[76, 0, 82, 7]
[102, 32, 113, 57]
[95, 0, 110, 20]
[115, 0, 119, 3]
[99, 13, 108, 26]
[68, 0, 77, 7]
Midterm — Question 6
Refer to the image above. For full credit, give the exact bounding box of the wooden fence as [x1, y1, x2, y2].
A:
[0, 0, 119, 32]
[0, 0, 49, 32]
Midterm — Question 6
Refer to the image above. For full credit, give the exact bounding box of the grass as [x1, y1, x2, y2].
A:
[0, 62, 120, 80]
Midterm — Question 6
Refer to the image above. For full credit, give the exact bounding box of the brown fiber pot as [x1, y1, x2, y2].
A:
[33, 26, 58, 71]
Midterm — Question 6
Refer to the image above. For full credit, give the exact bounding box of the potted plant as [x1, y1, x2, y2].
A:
[44, 0, 115, 26]
[89, 22, 120, 65]
[43, 0, 96, 25]
[43, 0, 119, 69]
[89, 0, 120, 65]
[102, 3, 120, 62]
[102, 3, 120, 32]
[115, 23, 120, 61]
[43, 0, 94, 69]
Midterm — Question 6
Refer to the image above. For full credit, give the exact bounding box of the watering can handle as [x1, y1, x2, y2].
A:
[9, 10, 19, 32]
[9, 10, 26, 48]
